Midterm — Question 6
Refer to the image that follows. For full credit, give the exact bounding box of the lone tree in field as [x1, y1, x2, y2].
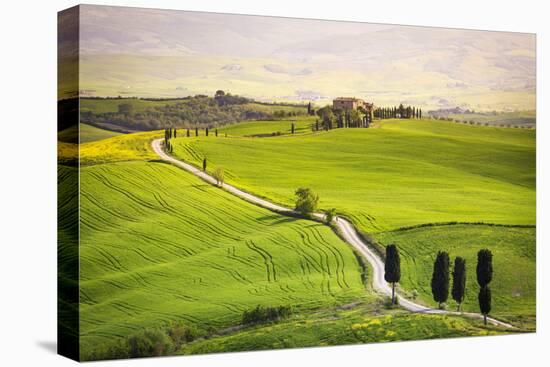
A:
[431, 251, 450, 308]
[186, 129, 190, 137]
[212, 167, 225, 186]
[384, 244, 401, 305]
[452, 257, 467, 311]
[478, 285, 492, 325]
[206, 127, 209, 137]
[294, 187, 319, 216]
[202, 157, 207, 172]
[195, 127, 199, 137]
[291, 123, 295, 134]
[324, 208, 336, 224]
[476, 249, 493, 288]
[215, 129, 218, 137]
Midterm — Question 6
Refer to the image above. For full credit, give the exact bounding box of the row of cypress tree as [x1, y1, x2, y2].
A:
[374, 104, 422, 119]
[385, 245, 494, 324]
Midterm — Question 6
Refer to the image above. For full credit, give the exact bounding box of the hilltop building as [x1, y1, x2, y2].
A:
[333, 97, 374, 112]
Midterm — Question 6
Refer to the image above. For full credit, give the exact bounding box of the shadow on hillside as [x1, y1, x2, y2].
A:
[257, 214, 298, 224]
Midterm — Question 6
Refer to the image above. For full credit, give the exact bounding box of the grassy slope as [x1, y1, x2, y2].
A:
[74, 141, 369, 357]
[375, 224, 536, 328]
[58, 130, 161, 165]
[58, 123, 123, 144]
[180, 303, 509, 355]
[218, 116, 315, 137]
[171, 119, 535, 232]
[170, 119, 535, 326]
[437, 110, 536, 126]
[56, 118, 534, 359]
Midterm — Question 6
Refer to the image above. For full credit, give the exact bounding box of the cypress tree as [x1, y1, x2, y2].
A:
[206, 127, 209, 137]
[291, 123, 295, 134]
[202, 157, 207, 172]
[195, 127, 198, 137]
[452, 257, 467, 311]
[384, 244, 401, 304]
[431, 251, 450, 308]
[478, 285, 492, 325]
[419, 108, 422, 119]
[187, 129, 190, 137]
[476, 249, 493, 287]
[215, 129, 218, 137]
[174, 128, 177, 138]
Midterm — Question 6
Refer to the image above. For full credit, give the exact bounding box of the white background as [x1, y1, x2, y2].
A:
[0, 0, 547, 366]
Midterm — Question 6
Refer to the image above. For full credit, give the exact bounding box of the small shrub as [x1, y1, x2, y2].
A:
[128, 329, 175, 358]
[294, 187, 319, 215]
[242, 305, 292, 326]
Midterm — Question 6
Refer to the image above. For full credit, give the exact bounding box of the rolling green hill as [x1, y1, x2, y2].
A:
[72, 160, 369, 359]
[170, 118, 535, 326]
[57, 117, 534, 359]
[58, 123, 123, 143]
[171, 119, 535, 232]
[375, 224, 535, 327]
[217, 116, 315, 137]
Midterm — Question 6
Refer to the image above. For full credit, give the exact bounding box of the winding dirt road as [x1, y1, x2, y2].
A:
[151, 138, 513, 328]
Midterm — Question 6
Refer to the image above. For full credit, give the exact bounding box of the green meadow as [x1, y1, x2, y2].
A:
[171, 119, 535, 232]
[64, 140, 370, 358]
[57, 115, 535, 359]
[170, 118, 535, 327]
[58, 123, 123, 143]
[217, 116, 316, 137]
[180, 304, 510, 355]
[375, 224, 536, 328]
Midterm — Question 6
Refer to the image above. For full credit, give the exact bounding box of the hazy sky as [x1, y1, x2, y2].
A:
[72, 5, 536, 111]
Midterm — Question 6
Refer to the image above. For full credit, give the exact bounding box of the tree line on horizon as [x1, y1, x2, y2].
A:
[374, 104, 422, 119]
[78, 91, 308, 132]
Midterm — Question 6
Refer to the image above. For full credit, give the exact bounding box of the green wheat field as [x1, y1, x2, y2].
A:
[58, 114, 534, 360]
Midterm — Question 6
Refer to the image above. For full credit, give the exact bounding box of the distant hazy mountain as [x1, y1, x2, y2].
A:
[70, 5, 536, 112]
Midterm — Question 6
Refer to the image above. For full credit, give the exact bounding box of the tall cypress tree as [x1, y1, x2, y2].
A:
[431, 251, 450, 308]
[476, 249, 493, 287]
[452, 257, 467, 311]
[186, 129, 190, 137]
[202, 157, 207, 172]
[206, 127, 209, 137]
[195, 127, 198, 137]
[476, 249, 493, 323]
[479, 285, 492, 325]
[384, 244, 401, 304]
[291, 123, 295, 134]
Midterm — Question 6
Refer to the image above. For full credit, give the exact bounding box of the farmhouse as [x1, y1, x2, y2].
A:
[333, 97, 374, 112]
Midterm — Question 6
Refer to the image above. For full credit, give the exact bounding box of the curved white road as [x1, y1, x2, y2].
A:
[152, 138, 514, 329]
